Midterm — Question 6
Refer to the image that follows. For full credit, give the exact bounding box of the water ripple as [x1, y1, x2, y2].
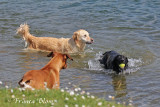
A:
[0, 0, 160, 106]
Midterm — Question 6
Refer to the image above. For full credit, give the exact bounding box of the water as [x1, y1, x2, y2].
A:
[0, 0, 160, 106]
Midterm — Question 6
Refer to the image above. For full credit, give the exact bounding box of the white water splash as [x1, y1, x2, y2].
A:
[88, 51, 103, 71]
[125, 58, 143, 74]
[128, 58, 142, 67]
[88, 52, 143, 74]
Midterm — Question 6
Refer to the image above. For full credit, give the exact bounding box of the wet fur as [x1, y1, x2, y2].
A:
[99, 51, 128, 74]
[17, 24, 93, 53]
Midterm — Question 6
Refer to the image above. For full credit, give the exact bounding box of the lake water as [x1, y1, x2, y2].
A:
[0, 0, 160, 106]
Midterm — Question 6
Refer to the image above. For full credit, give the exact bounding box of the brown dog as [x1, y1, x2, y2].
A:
[17, 24, 93, 53]
[18, 52, 73, 89]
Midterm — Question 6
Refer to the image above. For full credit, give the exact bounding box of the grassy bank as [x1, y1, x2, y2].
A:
[0, 87, 127, 107]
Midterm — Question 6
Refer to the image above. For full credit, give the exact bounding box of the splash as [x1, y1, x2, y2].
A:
[88, 51, 103, 71]
[125, 58, 142, 74]
[88, 52, 143, 74]
[128, 58, 142, 67]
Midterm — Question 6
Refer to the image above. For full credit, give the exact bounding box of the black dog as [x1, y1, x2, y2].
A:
[99, 51, 128, 74]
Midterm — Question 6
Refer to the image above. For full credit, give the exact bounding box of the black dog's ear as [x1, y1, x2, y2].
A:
[47, 52, 54, 57]
[125, 57, 128, 63]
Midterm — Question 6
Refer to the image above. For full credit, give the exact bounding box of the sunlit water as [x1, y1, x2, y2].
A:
[0, 0, 160, 106]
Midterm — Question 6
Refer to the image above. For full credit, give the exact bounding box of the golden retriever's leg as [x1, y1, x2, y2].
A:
[24, 41, 28, 48]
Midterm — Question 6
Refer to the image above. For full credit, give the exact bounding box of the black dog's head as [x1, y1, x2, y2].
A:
[113, 55, 128, 74]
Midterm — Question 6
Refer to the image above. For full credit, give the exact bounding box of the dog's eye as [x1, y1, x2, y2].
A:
[84, 35, 87, 37]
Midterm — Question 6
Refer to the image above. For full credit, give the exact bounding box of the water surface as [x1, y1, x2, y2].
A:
[0, 0, 160, 106]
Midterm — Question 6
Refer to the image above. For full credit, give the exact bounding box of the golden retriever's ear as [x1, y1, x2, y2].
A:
[47, 52, 54, 57]
[72, 31, 79, 41]
[72, 31, 81, 48]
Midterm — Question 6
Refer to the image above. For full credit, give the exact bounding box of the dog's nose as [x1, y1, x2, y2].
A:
[120, 59, 125, 62]
[91, 38, 94, 43]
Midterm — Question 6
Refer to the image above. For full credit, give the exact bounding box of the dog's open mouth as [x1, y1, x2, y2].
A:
[86, 42, 93, 44]
[86, 39, 94, 44]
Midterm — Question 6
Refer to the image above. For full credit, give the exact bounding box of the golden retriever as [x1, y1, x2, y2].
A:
[17, 24, 93, 53]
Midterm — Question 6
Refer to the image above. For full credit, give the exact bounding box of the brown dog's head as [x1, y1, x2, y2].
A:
[72, 29, 93, 46]
[47, 52, 73, 69]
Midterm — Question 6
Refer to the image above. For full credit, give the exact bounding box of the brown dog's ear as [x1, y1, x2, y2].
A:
[66, 54, 73, 61]
[47, 52, 54, 57]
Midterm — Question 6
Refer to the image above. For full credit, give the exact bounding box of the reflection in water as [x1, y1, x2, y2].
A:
[111, 75, 127, 98]
[17, 50, 50, 71]
[0, 0, 160, 106]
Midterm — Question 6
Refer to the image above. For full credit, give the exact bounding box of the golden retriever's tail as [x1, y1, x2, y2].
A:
[16, 23, 33, 40]
[16, 23, 34, 47]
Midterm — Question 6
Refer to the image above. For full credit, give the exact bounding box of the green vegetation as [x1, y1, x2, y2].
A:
[0, 87, 127, 107]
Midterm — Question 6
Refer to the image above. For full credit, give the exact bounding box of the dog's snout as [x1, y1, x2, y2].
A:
[120, 59, 125, 63]
[120, 59, 124, 61]
[91, 38, 93, 41]
[91, 38, 94, 43]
